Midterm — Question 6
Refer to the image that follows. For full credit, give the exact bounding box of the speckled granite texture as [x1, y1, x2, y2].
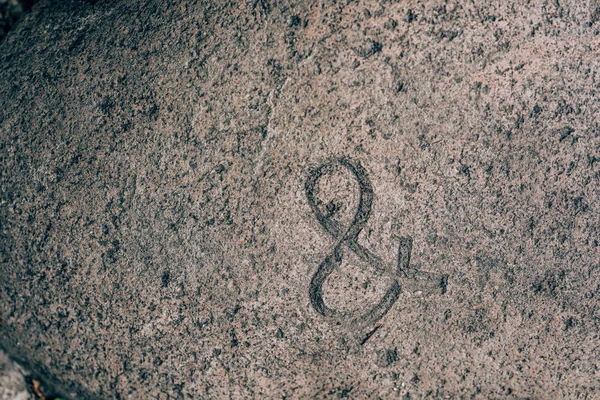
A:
[1, 0, 599, 398]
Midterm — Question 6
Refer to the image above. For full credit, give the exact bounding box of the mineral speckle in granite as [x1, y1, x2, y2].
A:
[1, 0, 599, 398]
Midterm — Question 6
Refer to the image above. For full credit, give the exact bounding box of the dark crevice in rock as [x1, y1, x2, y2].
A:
[0, 0, 35, 42]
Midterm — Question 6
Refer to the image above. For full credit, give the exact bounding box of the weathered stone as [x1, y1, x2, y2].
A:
[0, 349, 32, 400]
[1, 0, 599, 398]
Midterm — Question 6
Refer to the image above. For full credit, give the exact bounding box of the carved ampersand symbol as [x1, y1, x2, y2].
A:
[306, 158, 444, 330]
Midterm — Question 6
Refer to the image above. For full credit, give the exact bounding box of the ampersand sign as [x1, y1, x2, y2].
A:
[305, 158, 443, 330]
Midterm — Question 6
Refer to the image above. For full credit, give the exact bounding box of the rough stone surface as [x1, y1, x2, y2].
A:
[1, 0, 600, 398]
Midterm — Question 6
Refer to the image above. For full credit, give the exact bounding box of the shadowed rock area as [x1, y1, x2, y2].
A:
[0, 0, 33, 42]
[1, 0, 599, 398]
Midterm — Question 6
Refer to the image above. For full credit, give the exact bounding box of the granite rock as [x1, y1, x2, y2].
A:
[1, 0, 599, 398]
